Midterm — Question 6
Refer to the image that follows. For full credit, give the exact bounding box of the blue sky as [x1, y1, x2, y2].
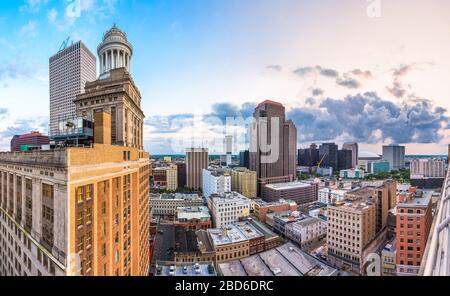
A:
[1, 0, 450, 154]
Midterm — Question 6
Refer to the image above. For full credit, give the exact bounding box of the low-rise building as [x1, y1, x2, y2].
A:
[175, 206, 212, 230]
[368, 160, 390, 174]
[150, 193, 204, 216]
[208, 192, 251, 228]
[381, 239, 396, 276]
[285, 217, 327, 250]
[318, 188, 348, 205]
[267, 211, 306, 235]
[262, 181, 319, 206]
[251, 199, 298, 222]
[340, 168, 365, 179]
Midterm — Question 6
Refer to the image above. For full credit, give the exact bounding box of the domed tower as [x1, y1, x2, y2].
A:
[98, 24, 133, 77]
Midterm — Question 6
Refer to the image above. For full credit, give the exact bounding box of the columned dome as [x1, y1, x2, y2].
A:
[97, 24, 133, 77]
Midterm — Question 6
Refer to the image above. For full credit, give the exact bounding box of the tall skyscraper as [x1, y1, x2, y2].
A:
[49, 41, 96, 136]
[338, 149, 353, 171]
[249, 100, 297, 194]
[75, 25, 144, 150]
[239, 150, 250, 169]
[319, 143, 339, 171]
[298, 143, 319, 167]
[342, 142, 359, 169]
[224, 135, 233, 166]
[186, 148, 209, 190]
[382, 145, 406, 171]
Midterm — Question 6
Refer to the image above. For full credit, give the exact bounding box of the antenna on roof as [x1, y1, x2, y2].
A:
[58, 37, 72, 52]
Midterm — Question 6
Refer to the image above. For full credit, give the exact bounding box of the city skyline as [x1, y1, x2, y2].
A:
[1, 0, 450, 155]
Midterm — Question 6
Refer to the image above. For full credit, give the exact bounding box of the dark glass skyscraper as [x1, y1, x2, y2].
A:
[319, 143, 339, 171]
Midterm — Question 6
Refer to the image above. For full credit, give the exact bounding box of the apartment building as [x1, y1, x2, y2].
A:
[208, 192, 251, 228]
[251, 199, 298, 223]
[318, 188, 348, 205]
[396, 190, 432, 276]
[202, 169, 231, 199]
[230, 168, 257, 199]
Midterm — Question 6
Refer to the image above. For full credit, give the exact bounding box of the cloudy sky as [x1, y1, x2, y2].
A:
[1, 0, 450, 155]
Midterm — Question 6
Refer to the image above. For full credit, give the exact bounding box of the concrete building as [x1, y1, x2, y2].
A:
[153, 166, 178, 191]
[0, 112, 150, 276]
[186, 148, 208, 190]
[208, 192, 251, 228]
[251, 199, 298, 223]
[75, 26, 143, 150]
[318, 188, 348, 205]
[230, 167, 257, 199]
[410, 159, 446, 178]
[175, 162, 186, 188]
[262, 181, 319, 206]
[175, 206, 212, 230]
[150, 193, 203, 216]
[340, 168, 365, 179]
[10, 132, 50, 152]
[285, 217, 327, 250]
[202, 168, 231, 199]
[382, 145, 406, 171]
[267, 211, 305, 235]
[381, 239, 397, 276]
[396, 190, 432, 276]
[49, 41, 96, 136]
[342, 142, 359, 169]
[249, 100, 297, 195]
[410, 158, 446, 189]
[327, 183, 393, 274]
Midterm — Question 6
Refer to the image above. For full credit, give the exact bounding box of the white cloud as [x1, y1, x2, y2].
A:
[19, 0, 49, 13]
[19, 21, 39, 37]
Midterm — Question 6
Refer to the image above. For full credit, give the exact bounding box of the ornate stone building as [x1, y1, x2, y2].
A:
[75, 25, 144, 150]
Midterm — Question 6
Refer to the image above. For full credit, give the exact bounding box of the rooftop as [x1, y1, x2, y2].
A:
[177, 206, 211, 221]
[208, 225, 248, 246]
[151, 193, 202, 201]
[210, 192, 250, 203]
[397, 190, 432, 207]
[292, 217, 325, 228]
[252, 198, 297, 207]
[217, 243, 338, 277]
[265, 181, 315, 191]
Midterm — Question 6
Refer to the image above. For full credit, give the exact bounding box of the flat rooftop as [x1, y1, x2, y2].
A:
[217, 242, 338, 277]
[177, 206, 211, 220]
[208, 225, 249, 246]
[211, 192, 250, 202]
[265, 181, 314, 191]
[252, 199, 297, 207]
[151, 193, 202, 200]
[234, 221, 264, 240]
[293, 217, 324, 228]
[398, 190, 432, 207]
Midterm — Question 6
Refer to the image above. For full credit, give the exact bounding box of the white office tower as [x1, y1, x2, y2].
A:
[223, 135, 233, 167]
[49, 41, 96, 136]
[382, 145, 406, 171]
[208, 192, 251, 228]
[202, 169, 231, 199]
[410, 159, 446, 178]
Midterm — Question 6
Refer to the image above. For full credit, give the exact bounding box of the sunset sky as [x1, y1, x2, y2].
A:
[1, 0, 450, 155]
